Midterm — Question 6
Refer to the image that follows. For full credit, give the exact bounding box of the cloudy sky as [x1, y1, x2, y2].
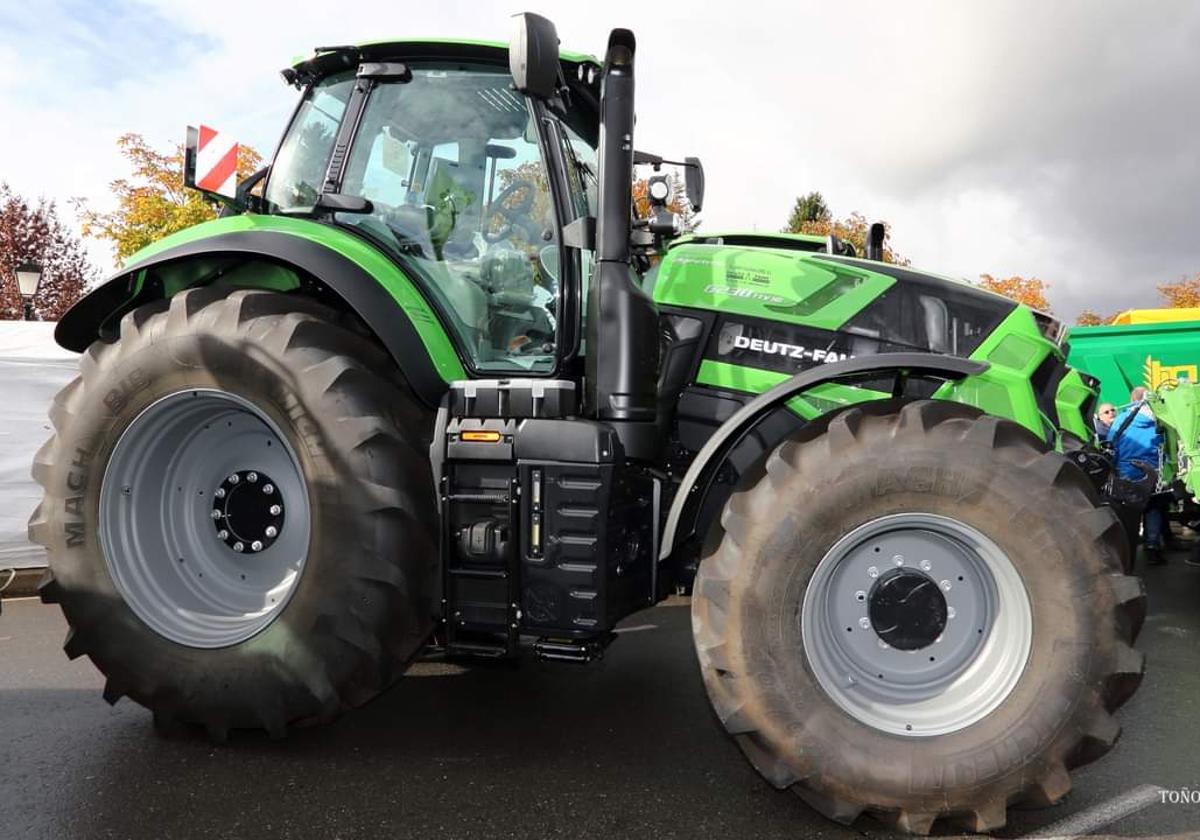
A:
[2, 0, 1197, 320]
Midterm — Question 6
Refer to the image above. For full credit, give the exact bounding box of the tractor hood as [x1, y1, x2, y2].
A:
[652, 239, 1016, 340]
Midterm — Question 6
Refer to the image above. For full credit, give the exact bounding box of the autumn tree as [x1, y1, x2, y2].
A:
[0, 184, 94, 320]
[977, 274, 1052, 312]
[77, 133, 262, 262]
[785, 191, 831, 230]
[782, 192, 906, 264]
[1156, 272, 1200, 308]
[795, 211, 908, 265]
[1074, 310, 1107, 326]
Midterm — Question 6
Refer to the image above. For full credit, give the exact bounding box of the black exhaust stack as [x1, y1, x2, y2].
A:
[866, 221, 886, 261]
[586, 28, 660, 455]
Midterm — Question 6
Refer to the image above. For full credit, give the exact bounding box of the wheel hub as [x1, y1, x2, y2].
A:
[212, 470, 285, 553]
[868, 567, 948, 651]
[800, 513, 1033, 736]
[99, 389, 310, 649]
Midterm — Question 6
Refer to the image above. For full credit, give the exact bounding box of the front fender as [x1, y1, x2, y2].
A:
[658, 353, 989, 562]
[57, 215, 466, 407]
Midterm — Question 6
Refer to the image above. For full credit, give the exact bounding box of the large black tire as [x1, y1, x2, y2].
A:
[692, 400, 1146, 835]
[30, 288, 438, 738]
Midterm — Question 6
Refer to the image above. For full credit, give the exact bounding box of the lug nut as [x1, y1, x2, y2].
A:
[265, 526, 278, 538]
[262, 484, 274, 495]
[919, 559, 931, 571]
[251, 540, 263, 552]
[269, 504, 282, 516]
[947, 606, 956, 619]
[214, 487, 226, 499]
[877, 639, 889, 649]
[867, 565, 879, 578]
[228, 473, 240, 484]
[217, 529, 229, 540]
[940, 580, 952, 592]
[233, 542, 244, 552]
[247, 472, 258, 483]
[858, 617, 870, 629]
[211, 509, 222, 520]
[892, 554, 904, 566]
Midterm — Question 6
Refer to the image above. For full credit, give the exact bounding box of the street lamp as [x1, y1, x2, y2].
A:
[15, 261, 43, 321]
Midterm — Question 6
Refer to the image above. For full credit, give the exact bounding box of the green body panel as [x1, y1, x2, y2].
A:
[933, 307, 1056, 438]
[1068, 319, 1200, 407]
[123, 214, 466, 382]
[653, 242, 895, 329]
[1054, 369, 1095, 442]
[672, 230, 827, 249]
[696, 360, 887, 419]
[694, 305, 1074, 444]
[1147, 383, 1200, 497]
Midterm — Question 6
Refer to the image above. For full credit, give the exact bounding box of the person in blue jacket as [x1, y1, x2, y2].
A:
[1107, 387, 1166, 564]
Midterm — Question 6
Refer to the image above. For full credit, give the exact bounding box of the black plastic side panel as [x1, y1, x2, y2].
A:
[586, 261, 660, 423]
[518, 460, 653, 634]
[54, 230, 451, 407]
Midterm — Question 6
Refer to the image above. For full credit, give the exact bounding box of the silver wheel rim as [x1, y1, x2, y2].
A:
[801, 513, 1032, 736]
[99, 389, 310, 648]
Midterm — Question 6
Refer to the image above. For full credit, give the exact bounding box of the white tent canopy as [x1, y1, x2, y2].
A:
[0, 322, 78, 569]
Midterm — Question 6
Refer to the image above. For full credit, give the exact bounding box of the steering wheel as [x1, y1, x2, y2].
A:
[484, 180, 539, 244]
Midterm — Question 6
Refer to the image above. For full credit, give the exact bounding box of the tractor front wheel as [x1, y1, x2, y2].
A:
[691, 399, 1146, 834]
[30, 288, 438, 738]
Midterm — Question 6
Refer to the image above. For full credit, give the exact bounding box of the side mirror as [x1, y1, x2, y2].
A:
[683, 156, 704, 212]
[509, 12, 560, 100]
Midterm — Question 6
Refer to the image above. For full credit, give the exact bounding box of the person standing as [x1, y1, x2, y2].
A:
[1094, 402, 1116, 438]
[1107, 387, 1166, 564]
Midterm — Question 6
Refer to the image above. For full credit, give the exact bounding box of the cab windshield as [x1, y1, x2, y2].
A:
[266, 64, 560, 374]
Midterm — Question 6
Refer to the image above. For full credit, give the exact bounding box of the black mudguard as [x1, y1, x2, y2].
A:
[658, 352, 989, 564]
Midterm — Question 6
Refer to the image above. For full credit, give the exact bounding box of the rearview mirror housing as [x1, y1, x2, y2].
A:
[684, 156, 705, 213]
[509, 12, 560, 100]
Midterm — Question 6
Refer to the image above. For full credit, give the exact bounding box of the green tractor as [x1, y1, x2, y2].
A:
[31, 14, 1145, 834]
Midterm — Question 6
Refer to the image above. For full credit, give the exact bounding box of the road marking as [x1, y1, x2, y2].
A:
[1025, 784, 1164, 838]
[613, 624, 658, 634]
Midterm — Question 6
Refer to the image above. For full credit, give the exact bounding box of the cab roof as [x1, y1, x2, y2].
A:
[289, 38, 600, 70]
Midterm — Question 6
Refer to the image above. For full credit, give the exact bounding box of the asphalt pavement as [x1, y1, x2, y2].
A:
[2, 553, 1199, 840]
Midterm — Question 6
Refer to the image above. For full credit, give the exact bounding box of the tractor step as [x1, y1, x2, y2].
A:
[532, 635, 614, 664]
[445, 638, 513, 659]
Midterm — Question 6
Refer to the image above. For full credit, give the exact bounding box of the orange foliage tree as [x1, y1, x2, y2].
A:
[977, 274, 1052, 312]
[77, 133, 262, 262]
[1074, 310, 1108, 326]
[782, 192, 907, 265]
[1157, 273, 1200, 308]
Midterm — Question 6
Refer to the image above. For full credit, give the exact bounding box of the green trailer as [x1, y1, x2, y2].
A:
[1068, 314, 1200, 409]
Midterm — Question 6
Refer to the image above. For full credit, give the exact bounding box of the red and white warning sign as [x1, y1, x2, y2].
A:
[186, 124, 240, 199]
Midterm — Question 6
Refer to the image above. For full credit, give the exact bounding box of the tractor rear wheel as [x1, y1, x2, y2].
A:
[691, 399, 1146, 835]
[30, 288, 438, 738]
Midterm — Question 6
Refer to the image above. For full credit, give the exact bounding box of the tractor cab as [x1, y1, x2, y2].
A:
[265, 43, 604, 377]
